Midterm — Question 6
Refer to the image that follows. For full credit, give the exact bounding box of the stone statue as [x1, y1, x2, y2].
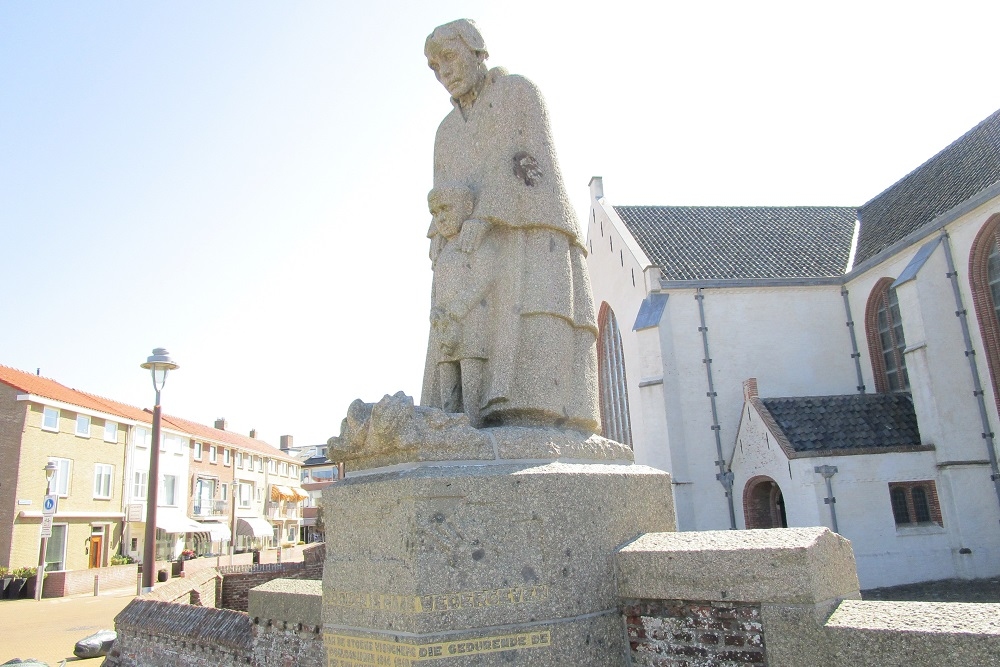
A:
[420, 19, 600, 434]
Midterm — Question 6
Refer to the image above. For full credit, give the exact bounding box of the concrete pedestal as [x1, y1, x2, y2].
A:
[322, 459, 674, 666]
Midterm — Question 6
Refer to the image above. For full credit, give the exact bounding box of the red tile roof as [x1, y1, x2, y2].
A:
[0, 363, 295, 462]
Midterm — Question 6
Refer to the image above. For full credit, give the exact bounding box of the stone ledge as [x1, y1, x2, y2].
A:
[615, 527, 860, 605]
[248, 578, 323, 627]
[825, 600, 1000, 666]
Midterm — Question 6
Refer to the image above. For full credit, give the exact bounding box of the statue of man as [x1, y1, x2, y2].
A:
[420, 19, 601, 434]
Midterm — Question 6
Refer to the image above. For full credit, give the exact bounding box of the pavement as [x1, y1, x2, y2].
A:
[0, 586, 136, 666]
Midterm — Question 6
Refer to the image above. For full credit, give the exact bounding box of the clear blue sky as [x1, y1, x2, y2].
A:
[2, 1, 998, 449]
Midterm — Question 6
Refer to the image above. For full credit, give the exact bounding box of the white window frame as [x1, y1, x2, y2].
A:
[42, 406, 60, 432]
[224, 448, 231, 466]
[235, 451, 242, 468]
[45, 523, 68, 571]
[220, 483, 228, 502]
[210, 445, 217, 463]
[268, 459, 276, 474]
[93, 464, 113, 499]
[104, 420, 117, 443]
[49, 457, 71, 497]
[75, 414, 91, 438]
[255, 456, 262, 472]
[161, 475, 177, 506]
[194, 442, 203, 461]
[135, 426, 150, 449]
[239, 483, 252, 509]
[280, 462, 288, 477]
[132, 470, 148, 500]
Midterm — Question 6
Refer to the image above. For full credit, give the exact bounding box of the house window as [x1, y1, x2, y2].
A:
[161, 475, 177, 506]
[132, 471, 148, 499]
[42, 406, 60, 432]
[865, 277, 910, 393]
[194, 442, 203, 461]
[220, 483, 228, 502]
[45, 524, 68, 571]
[104, 420, 117, 443]
[597, 302, 633, 449]
[194, 478, 216, 516]
[93, 464, 113, 499]
[280, 462, 288, 477]
[49, 458, 71, 497]
[255, 457, 262, 472]
[268, 459, 276, 474]
[256, 487, 263, 502]
[210, 445, 217, 463]
[135, 426, 150, 448]
[76, 414, 91, 438]
[224, 448, 231, 466]
[888, 481, 942, 526]
[239, 483, 252, 508]
[969, 214, 1000, 420]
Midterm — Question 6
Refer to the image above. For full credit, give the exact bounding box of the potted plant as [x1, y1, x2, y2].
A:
[8, 566, 35, 598]
[0, 566, 10, 599]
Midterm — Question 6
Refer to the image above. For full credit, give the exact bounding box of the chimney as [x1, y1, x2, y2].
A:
[214, 418, 227, 431]
[280, 435, 293, 451]
[588, 176, 604, 202]
[249, 428, 257, 439]
[743, 378, 759, 401]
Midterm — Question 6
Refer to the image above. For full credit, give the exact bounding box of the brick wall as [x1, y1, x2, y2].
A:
[106, 599, 253, 667]
[41, 563, 138, 597]
[623, 598, 767, 666]
[251, 616, 325, 666]
[145, 567, 221, 607]
[0, 383, 27, 568]
[217, 560, 322, 612]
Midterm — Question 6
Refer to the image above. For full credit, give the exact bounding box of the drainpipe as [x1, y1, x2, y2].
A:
[841, 287, 866, 394]
[940, 232, 1000, 520]
[695, 288, 737, 529]
[814, 465, 839, 533]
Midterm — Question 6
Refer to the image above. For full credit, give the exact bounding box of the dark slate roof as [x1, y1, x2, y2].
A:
[760, 393, 921, 453]
[614, 206, 856, 281]
[856, 108, 1000, 266]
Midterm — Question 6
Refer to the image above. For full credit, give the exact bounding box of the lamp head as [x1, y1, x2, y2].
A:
[43, 460, 58, 482]
[141, 347, 179, 393]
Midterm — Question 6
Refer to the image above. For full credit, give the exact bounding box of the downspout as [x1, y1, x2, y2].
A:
[940, 232, 1000, 520]
[841, 287, 867, 393]
[814, 465, 840, 533]
[695, 288, 737, 529]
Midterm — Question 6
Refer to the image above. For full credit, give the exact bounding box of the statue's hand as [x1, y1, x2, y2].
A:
[460, 218, 489, 254]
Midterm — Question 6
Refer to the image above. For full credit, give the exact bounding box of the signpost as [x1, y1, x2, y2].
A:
[36, 485, 58, 601]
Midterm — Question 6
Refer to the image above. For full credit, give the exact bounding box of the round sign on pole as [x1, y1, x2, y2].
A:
[43, 494, 58, 515]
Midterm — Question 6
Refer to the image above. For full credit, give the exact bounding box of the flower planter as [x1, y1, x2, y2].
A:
[0, 576, 11, 599]
[7, 577, 27, 599]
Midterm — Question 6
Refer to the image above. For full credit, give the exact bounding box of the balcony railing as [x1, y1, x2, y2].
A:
[193, 500, 228, 517]
[266, 503, 299, 520]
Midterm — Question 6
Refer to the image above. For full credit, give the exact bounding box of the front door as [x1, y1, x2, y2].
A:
[88, 534, 103, 568]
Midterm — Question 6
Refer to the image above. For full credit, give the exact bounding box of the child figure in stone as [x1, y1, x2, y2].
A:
[427, 183, 496, 426]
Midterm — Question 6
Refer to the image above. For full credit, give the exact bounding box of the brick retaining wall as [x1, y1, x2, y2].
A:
[218, 543, 324, 611]
[624, 598, 767, 666]
[41, 563, 138, 598]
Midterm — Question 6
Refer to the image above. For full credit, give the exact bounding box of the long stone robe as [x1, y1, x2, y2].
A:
[421, 67, 600, 433]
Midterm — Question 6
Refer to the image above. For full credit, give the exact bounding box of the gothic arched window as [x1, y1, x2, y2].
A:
[969, 214, 1000, 418]
[865, 278, 910, 393]
[597, 303, 633, 449]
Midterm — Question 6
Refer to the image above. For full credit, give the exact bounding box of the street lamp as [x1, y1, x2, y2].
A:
[34, 460, 58, 601]
[140, 347, 179, 592]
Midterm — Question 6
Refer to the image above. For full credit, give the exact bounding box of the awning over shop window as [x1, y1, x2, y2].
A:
[156, 511, 204, 534]
[270, 485, 294, 501]
[236, 516, 273, 538]
[194, 520, 232, 542]
[290, 487, 309, 501]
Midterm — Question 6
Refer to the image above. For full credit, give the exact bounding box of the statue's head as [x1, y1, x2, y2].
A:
[425, 19, 489, 102]
[428, 183, 474, 239]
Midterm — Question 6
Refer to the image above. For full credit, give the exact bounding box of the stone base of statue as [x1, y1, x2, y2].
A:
[322, 394, 675, 666]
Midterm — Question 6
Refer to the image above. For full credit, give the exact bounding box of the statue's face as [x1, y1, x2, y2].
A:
[426, 38, 483, 100]
[429, 195, 466, 238]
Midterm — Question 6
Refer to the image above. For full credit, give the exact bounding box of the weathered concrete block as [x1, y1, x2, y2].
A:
[616, 527, 860, 604]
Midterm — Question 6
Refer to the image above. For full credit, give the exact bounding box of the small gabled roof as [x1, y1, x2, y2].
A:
[856, 108, 1000, 266]
[613, 206, 856, 281]
[759, 393, 922, 454]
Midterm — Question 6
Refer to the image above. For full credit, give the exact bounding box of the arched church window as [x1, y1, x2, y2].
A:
[969, 214, 1000, 419]
[597, 303, 633, 449]
[865, 278, 910, 393]
[743, 476, 788, 529]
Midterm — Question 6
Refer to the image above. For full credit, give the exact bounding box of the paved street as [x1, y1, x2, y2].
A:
[0, 587, 135, 666]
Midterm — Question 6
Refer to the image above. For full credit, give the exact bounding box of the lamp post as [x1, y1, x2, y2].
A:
[140, 347, 179, 593]
[34, 460, 58, 601]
